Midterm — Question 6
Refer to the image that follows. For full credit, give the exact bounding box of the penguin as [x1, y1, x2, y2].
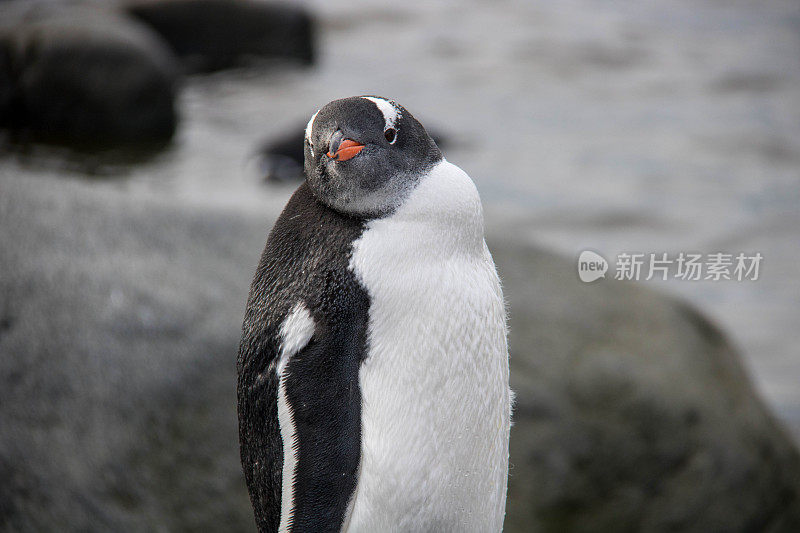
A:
[237, 96, 511, 533]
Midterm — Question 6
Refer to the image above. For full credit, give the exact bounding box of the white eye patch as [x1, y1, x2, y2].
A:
[361, 96, 401, 131]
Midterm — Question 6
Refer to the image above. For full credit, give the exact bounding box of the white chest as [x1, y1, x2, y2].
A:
[345, 161, 511, 532]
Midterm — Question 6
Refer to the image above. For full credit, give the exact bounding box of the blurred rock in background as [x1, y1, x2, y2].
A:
[0, 173, 258, 531]
[499, 242, 800, 532]
[0, 4, 179, 149]
[126, 0, 315, 72]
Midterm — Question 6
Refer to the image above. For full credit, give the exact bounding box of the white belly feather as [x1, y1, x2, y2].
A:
[346, 160, 511, 532]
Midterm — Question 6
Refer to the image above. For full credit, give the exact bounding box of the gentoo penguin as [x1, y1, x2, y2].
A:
[237, 96, 511, 532]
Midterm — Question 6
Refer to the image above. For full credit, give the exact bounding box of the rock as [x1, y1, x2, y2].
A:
[0, 4, 179, 149]
[495, 239, 800, 533]
[1, 171, 798, 531]
[0, 173, 261, 531]
[0, 33, 12, 130]
[126, 0, 315, 72]
[255, 126, 307, 183]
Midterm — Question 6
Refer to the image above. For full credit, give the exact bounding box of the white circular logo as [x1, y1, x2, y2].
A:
[578, 250, 608, 283]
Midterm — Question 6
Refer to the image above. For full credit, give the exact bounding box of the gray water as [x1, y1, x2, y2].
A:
[3, 0, 799, 437]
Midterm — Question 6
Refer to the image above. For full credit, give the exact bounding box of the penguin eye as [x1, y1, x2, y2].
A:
[384, 128, 397, 144]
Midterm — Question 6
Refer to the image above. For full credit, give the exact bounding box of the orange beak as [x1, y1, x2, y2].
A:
[327, 139, 365, 161]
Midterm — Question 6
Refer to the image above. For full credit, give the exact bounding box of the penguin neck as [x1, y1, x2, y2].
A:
[366, 159, 486, 259]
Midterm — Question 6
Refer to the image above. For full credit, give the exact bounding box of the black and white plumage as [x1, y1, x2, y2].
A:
[237, 96, 511, 532]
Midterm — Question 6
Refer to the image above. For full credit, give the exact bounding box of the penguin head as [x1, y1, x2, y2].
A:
[303, 96, 442, 218]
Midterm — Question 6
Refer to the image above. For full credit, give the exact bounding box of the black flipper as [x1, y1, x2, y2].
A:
[237, 183, 369, 532]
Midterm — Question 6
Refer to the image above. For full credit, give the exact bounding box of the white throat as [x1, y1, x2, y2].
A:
[366, 160, 486, 259]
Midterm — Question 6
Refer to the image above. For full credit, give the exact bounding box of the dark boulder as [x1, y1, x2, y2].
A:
[0, 5, 179, 149]
[497, 240, 800, 533]
[127, 0, 315, 72]
[0, 171, 260, 531]
[255, 125, 307, 183]
[0, 41, 12, 129]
